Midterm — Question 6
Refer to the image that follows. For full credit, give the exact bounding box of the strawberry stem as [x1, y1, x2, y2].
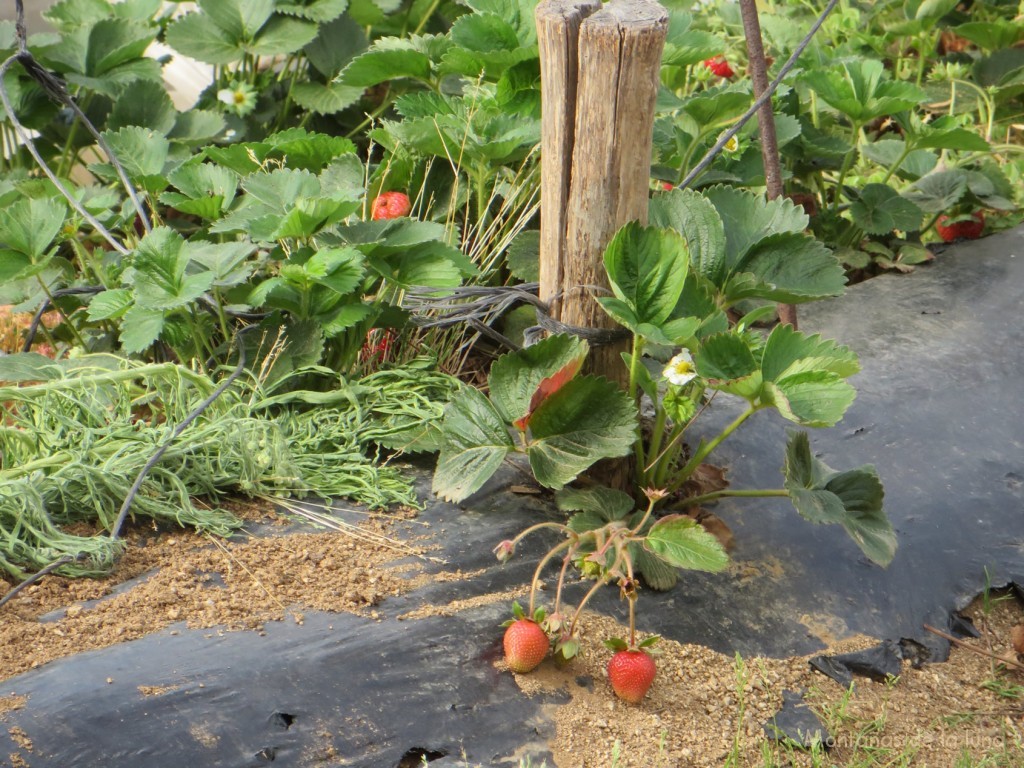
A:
[552, 544, 576, 617]
[568, 549, 624, 638]
[528, 538, 573, 616]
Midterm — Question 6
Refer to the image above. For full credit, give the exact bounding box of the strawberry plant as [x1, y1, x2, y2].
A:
[435, 188, 897, 674]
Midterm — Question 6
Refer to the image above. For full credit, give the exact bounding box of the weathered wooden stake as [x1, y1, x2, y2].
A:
[537, 0, 668, 491]
[738, 0, 798, 329]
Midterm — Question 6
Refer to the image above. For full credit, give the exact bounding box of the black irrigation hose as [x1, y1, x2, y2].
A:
[108, 325, 259, 541]
[0, 554, 78, 610]
[408, 283, 629, 349]
[21, 286, 104, 352]
[678, 0, 842, 191]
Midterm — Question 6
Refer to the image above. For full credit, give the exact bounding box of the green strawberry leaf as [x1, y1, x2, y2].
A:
[119, 305, 164, 354]
[131, 227, 214, 311]
[649, 188, 727, 284]
[801, 59, 925, 123]
[644, 515, 729, 572]
[165, 12, 243, 65]
[338, 39, 434, 87]
[108, 78, 176, 135]
[526, 376, 637, 489]
[903, 169, 969, 213]
[760, 324, 860, 383]
[601, 222, 689, 331]
[0, 197, 66, 259]
[632, 544, 679, 591]
[433, 385, 515, 502]
[555, 486, 635, 520]
[764, 371, 856, 427]
[733, 233, 846, 305]
[702, 186, 808, 268]
[87, 288, 133, 321]
[292, 81, 364, 115]
[784, 432, 896, 567]
[849, 183, 924, 235]
[694, 332, 758, 383]
[198, 0, 274, 40]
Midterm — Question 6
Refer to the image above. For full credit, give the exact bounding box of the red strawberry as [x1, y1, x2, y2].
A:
[503, 619, 549, 673]
[660, 181, 674, 191]
[607, 648, 656, 703]
[935, 211, 984, 243]
[359, 329, 396, 363]
[371, 191, 411, 220]
[503, 602, 549, 673]
[703, 57, 735, 79]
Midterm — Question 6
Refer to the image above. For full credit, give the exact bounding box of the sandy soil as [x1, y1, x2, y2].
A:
[0, 500, 1021, 768]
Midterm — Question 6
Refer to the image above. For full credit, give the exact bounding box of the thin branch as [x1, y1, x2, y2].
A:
[679, 0, 842, 192]
[923, 623, 1024, 673]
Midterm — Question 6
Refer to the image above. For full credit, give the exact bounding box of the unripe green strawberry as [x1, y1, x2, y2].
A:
[503, 618, 549, 673]
[607, 649, 656, 703]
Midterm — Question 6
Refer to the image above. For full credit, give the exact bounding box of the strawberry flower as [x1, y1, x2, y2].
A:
[217, 81, 257, 117]
[663, 350, 697, 387]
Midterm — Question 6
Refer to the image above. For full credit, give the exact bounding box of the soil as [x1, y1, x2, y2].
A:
[0, 500, 1022, 768]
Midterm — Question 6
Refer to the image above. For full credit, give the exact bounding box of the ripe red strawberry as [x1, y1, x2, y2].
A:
[504, 619, 549, 673]
[371, 191, 411, 220]
[703, 57, 735, 79]
[359, 328, 395, 363]
[503, 603, 549, 673]
[935, 211, 984, 243]
[606, 642, 657, 703]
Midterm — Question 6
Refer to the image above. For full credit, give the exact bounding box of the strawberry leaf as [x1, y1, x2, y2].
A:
[488, 334, 588, 424]
[526, 376, 637, 489]
[432, 386, 514, 502]
[513, 355, 584, 431]
[784, 432, 896, 567]
[644, 515, 729, 573]
[601, 222, 689, 331]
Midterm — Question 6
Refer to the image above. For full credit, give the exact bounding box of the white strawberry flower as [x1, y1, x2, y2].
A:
[663, 350, 697, 387]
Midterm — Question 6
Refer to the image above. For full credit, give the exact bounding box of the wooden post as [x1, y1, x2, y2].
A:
[738, 0, 798, 329]
[536, 0, 668, 491]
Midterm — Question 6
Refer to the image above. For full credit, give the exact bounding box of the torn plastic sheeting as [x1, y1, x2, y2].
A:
[764, 689, 831, 749]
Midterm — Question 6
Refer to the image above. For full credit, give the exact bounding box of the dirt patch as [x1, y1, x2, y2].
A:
[503, 600, 1024, 767]
[0, 501, 429, 681]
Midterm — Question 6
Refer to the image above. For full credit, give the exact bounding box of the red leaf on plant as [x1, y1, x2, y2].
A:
[512, 356, 585, 431]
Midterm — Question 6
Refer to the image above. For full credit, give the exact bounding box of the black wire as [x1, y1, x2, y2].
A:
[21, 286, 104, 352]
[0, 554, 79, 610]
